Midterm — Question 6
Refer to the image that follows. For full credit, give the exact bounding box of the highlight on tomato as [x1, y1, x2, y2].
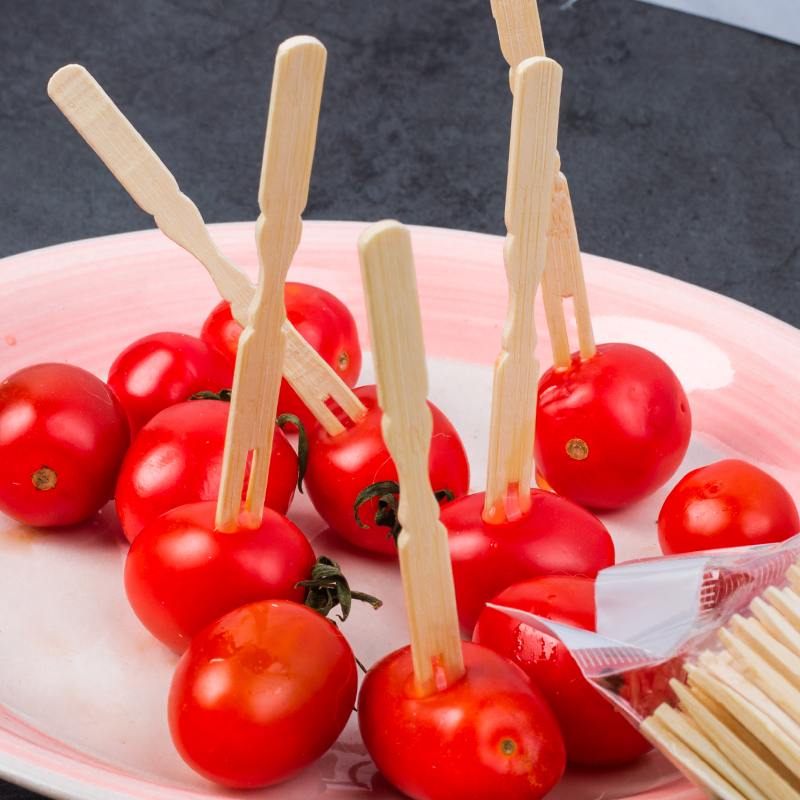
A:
[169, 600, 358, 788]
[304, 384, 470, 555]
[0, 363, 130, 527]
[358, 641, 566, 800]
[535, 342, 692, 509]
[114, 397, 298, 542]
[442, 489, 615, 632]
[473, 575, 652, 766]
[124, 500, 316, 652]
[658, 458, 800, 554]
[201, 282, 362, 432]
[107, 331, 234, 437]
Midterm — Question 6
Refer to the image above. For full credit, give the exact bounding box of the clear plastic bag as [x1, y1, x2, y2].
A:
[488, 534, 800, 724]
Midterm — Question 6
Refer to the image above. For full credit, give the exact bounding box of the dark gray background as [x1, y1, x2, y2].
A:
[1, 0, 799, 797]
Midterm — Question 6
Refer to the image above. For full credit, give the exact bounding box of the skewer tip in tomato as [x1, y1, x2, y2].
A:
[358, 641, 566, 800]
[114, 398, 298, 542]
[658, 458, 800, 554]
[304, 384, 470, 554]
[0, 363, 130, 527]
[535, 343, 691, 509]
[169, 600, 357, 788]
[107, 331, 234, 437]
[442, 489, 615, 632]
[474, 576, 652, 766]
[124, 500, 316, 652]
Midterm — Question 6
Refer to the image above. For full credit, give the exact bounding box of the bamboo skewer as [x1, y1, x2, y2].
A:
[482, 56, 562, 524]
[640, 565, 800, 800]
[215, 36, 326, 532]
[47, 63, 366, 437]
[358, 220, 465, 696]
[492, 0, 596, 370]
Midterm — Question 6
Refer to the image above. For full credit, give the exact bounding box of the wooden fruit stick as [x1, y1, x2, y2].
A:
[482, 56, 562, 524]
[640, 715, 749, 800]
[720, 629, 800, 728]
[752, 597, 800, 662]
[47, 64, 365, 437]
[730, 615, 800, 689]
[766, 588, 800, 638]
[671, 680, 800, 800]
[358, 220, 464, 696]
[787, 565, 800, 593]
[492, 0, 596, 370]
[215, 36, 325, 532]
[651, 702, 768, 800]
[687, 664, 800, 781]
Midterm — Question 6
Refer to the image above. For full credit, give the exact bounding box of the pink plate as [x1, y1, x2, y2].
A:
[2, 219, 795, 800]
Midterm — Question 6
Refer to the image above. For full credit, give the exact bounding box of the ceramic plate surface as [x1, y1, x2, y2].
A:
[3, 220, 798, 800]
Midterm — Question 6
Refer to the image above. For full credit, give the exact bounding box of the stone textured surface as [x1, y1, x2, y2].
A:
[1, 0, 799, 797]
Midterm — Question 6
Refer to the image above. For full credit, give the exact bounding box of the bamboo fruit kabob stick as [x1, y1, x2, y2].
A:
[47, 62, 366, 437]
[357, 220, 465, 694]
[216, 36, 325, 532]
[491, 0, 596, 369]
[640, 565, 800, 800]
[482, 54, 563, 524]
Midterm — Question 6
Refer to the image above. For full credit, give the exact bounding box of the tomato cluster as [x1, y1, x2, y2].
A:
[5, 270, 799, 797]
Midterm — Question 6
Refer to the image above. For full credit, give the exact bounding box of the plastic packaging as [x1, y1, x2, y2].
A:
[489, 534, 800, 724]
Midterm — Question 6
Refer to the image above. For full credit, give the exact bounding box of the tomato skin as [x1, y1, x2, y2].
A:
[304, 385, 470, 554]
[442, 490, 615, 632]
[0, 363, 130, 526]
[107, 332, 234, 437]
[201, 283, 362, 432]
[169, 599, 357, 788]
[535, 343, 691, 509]
[658, 459, 800, 554]
[358, 641, 565, 800]
[114, 399, 297, 542]
[125, 500, 316, 652]
[474, 576, 651, 765]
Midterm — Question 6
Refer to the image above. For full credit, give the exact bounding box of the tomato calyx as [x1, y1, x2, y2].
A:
[189, 389, 232, 402]
[31, 466, 57, 491]
[187, 391, 309, 493]
[275, 414, 308, 493]
[353, 481, 455, 545]
[297, 555, 382, 624]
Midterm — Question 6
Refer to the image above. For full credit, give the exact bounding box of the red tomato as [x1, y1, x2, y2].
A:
[304, 385, 470, 554]
[358, 641, 565, 800]
[442, 490, 615, 632]
[201, 283, 362, 432]
[0, 363, 130, 526]
[169, 599, 357, 788]
[125, 500, 315, 652]
[114, 399, 297, 542]
[658, 459, 800, 554]
[473, 576, 651, 765]
[535, 343, 691, 509]
[107, 331, 234, 437]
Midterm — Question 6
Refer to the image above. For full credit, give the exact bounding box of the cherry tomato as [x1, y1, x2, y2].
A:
[115, 398, 297, 542]
[169, 599, 357, 788]
[125, 500, 315, 652]
[304, 384, 470, 554]
[535, 343, 691, 509]
[358, 641, 565, 800]
[658, 459, 800, 554]
[201, 283, 362, 432]
[0, 363, 130, 526]
[442, 489, 615, 632]
[473, 576, 651, 765]
[107, 331, 234, 437]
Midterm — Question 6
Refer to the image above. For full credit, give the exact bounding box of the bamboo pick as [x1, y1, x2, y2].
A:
[47, 63, 366, 437]
[358, 220, 464, 696]
[215, 36, 325, 532]
[482, 56, 562, 524]
[492, 0, 596, 370]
